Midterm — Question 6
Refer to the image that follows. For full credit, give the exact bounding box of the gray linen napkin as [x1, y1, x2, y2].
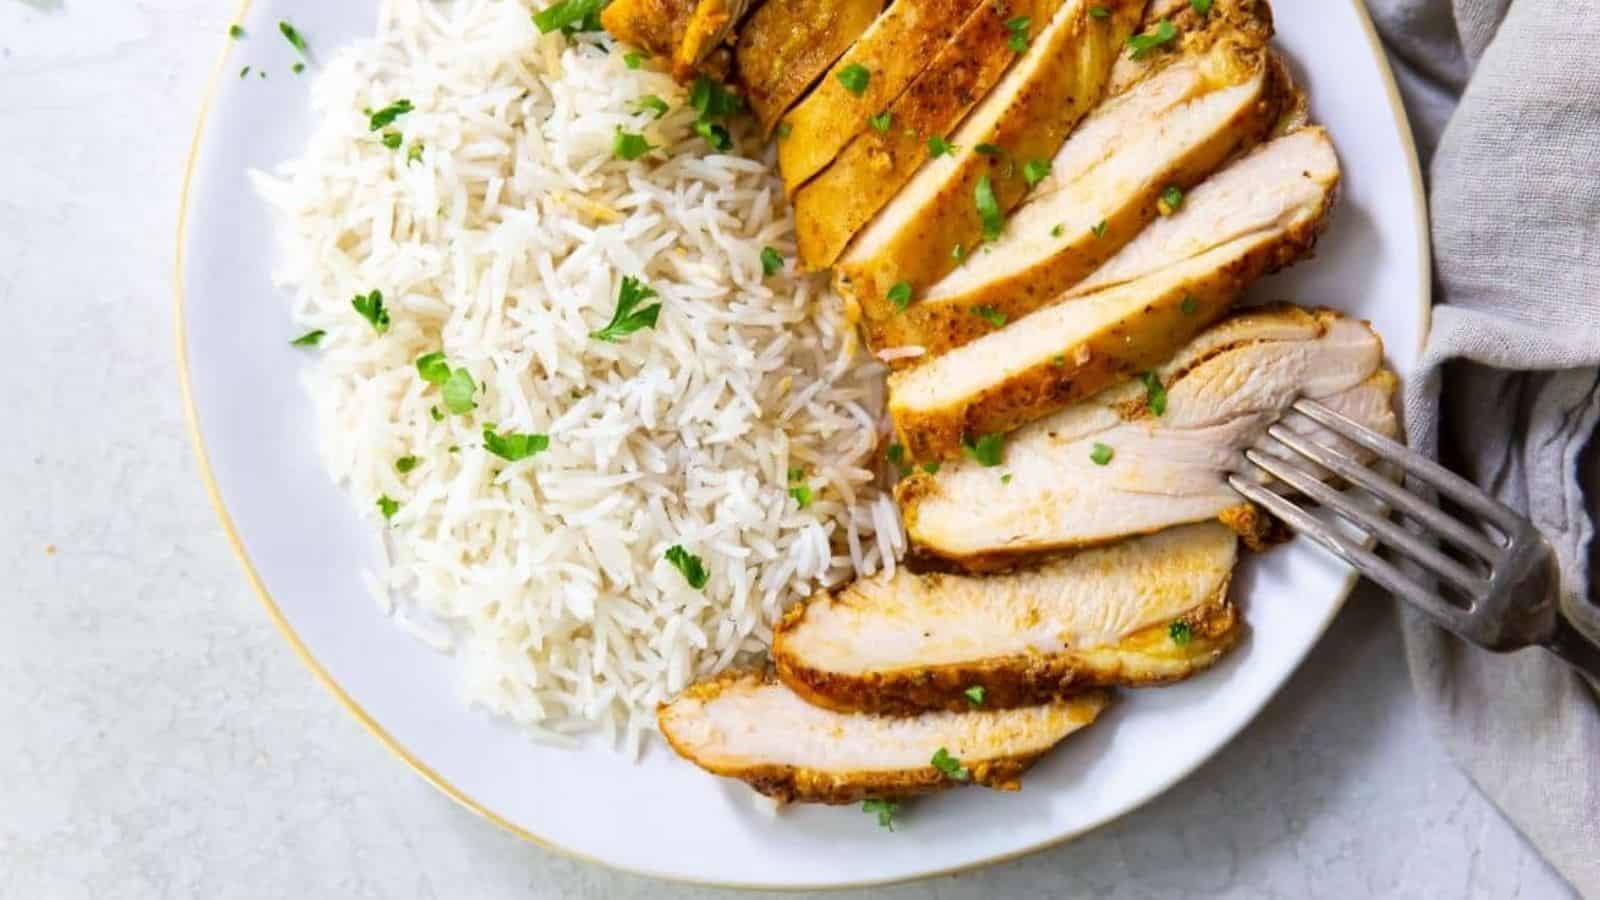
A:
[1366, 0, 1600, 893]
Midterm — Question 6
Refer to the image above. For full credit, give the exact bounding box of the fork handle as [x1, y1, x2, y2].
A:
[1542, 613, 1600, 689]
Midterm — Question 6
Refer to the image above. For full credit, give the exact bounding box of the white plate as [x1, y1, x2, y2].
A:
[178, 0, 1428, 889]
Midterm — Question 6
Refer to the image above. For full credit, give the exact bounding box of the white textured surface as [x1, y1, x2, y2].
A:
[0, 2, 1579, 897]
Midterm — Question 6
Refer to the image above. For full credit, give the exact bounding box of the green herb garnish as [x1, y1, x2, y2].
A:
[1050, 223, 1064, 238]
[532, 0, 605, 34]
[1005, 16, 1032, 52]
[689, 75, 744, 119]
[1141, 371, 1168, 416]
[1022, 158, 1050, 188]
[278, 20, 309, 55]
[886, 442, 912, 477]
[591, 276, 662, 342]
[695, 119, 733, 151]
[1191, 0, 1214, 13]
[761, 246, 784, 277]
[1127, 18, 1178, 59]
[862, 799, 899, 830]
[836, 63, 870, 95]
[930, 747, 971, 782]
[1090, 5, 1111, 17]
[775, 122, 793, 139]
[1170, 619, 1194, 645]
[351, 290, 389, 333]
[922, 461, 941, 475]
[976, 175, 1003, 241]
[239, 66, 251, 79]
[407, 142, 424, 165]
[416, 351, 451, 385]
[665, 545, 710, 589]
[1158, 184, 1184, 215]
[442, 368, 478, 414]
[869, 110, 892, 132]
[927, 135, 954, 157]
[289, 329, 325, 347]
[1090, 442, 1114, 465]
[961, 433, 1005, 467]
[376, 495, 400, 520]
[635, 94, 670, 118]
[395, 456, 419, 474]
[1180, 294, 1198, 315]
[886, 281, 913, 312]
[368, 99, 414, 132]
[789, 484, 813, 509]
[292, 62, 306, 74]
[613, 128, 656, 160]
[1091, 220, 1108, 238]
[381, 132, 403, 150]
[483, 425, 550, 462]
[964, 685, 986, 706]
[971, 305, 1006, 328]
[623, 51, 646, 69]
[229, 24, 245, 38]
[951, 243, 966, 262]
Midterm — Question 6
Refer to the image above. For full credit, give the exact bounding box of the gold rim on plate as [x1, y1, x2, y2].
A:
[174, 0, 1431, 888]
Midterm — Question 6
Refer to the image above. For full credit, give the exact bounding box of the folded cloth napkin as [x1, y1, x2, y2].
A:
[1367, 0, 1600, 894]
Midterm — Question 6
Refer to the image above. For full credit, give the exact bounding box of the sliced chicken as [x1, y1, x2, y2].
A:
[774, 523, 1240, 715]
[898, 305, 1398, 566]
[832, 0, 1144, 293]
[866, 19, 1284, 359]
[792, 0, 1083, 270]
[888, 126, 1341, 460]
[602, 0, 753, 81]
[658, 670, 1109, 803]
[734, 0, 887, 135]
[775, 0, 987, 188]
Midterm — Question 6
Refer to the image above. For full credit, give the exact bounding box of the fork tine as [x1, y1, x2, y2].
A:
[1291, 399, 1523, 532]
[1226, 474, 1471, 631]
[1265, 423, 1503, 562]
[1246, 444, 1484, 595]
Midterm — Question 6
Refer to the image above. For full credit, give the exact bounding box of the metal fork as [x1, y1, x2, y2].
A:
[1227, 399, 1600, 683]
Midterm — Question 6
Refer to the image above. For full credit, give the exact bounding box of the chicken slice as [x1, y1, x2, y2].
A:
[658, 670, 1108, 803]
[867, 27, 1284, 360]
[888, 126, 1340, 460]
[898, 305, 1398, 566]
[774, 523, 1240, 715]
[792, 0, 1086, 271]
[831, 0, 1144, 289]
[775, 0, 987, 188]
[601, 0, 753, 81]
[734, 0, 887, 135]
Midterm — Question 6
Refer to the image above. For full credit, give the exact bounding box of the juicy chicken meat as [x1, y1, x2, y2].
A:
[867, 18, 1285, 359]
[832, 0, 1144, 294]
[791, 0, 1080, 270]
[735, 0, 887, 134]
[898, 305, 1398, 566]
[774, 522, 1240, 715]
[775, 0, 987, 189]
[658, 670, 1108, 803]
[602, 0, 753, 81]
[888, 125, 1341, 460]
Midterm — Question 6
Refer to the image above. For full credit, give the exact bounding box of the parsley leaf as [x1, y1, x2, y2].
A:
[1089, 5, 1111, 17]
[886, 442, 912, 477]
[1022, 158, 1051, 188]
[1128, 19, 1179, 59]
[775, 122, 793, 139]
[927, 135, 954, 157]
[930, 747, 971, 782]
[613, 128, 655, 160]
[381, 131, 403, 149]
[1091, 220, 1108, 238]
[278, 20, 309, 55]
[239, 66, 251, 79]
[368, 99, 414, 132]
[532, 0, 605, 34]
[887, 281, 913, 311]
[1050, 223, 1064, 238]
[289, 329, 325, 347]
[407, 142, 424, 165]
[836, 63, 870, 95]
[1005, 16, 1031, 52]
[590, 276, 662, 342]
[483, 425, 550, 462]
[1180, 294, 1198, 315]
[1170, 619, 1194, 645]
[229, 24, 245, 38]
[635, 94, 670, 118]
[442, 368, 478, 414]
[694, 119, 733, 151]
[1090, 442, 1114, 465]
[1158, 184, 1185, 215]
[689, 75, 744, 120]
[921, 461, 941, 475]
[1191, 0, 1214, 13]
[964, 685, 986, 706]
[951, 243, 966, 262]
[976, 175, 1004, 242]
[789, 484, 813, 509]
[292, 62, 306, 75]
[351, 290, 389, 333]
[961, 433, 1005, 467]
[395, 456, 419, 474]
[862, 798, 899, 830]
[665, 545, 710, 589]
[761, 246, 784, 277]
[1141, 371, 1168, 416]
[971, 305, 1006, 328]
[869, 110, 892, 132]
[376, 495, 400, 521]
[416, 351, 451, 385]
[623, 51, 646, 69]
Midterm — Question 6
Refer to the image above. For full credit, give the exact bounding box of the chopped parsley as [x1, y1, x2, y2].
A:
[961, 432, 1005, 467]
[886, 281, 913, 312]
[1000, 472, 1013, 484]
[1050, 223, 1064, 238]
[623, 51, 646, 69]
[1052, 353, 1066, 367]
[836, 63, 870, 96]
[278, 20, 309, 55]
[239, 66, 251, 79]
[971, 305, 1006, 328]
[921, 461, 941, 475]
[1090, 442, 1114, 465]
[787, 467, 813, 509]
[886, 442, 913, 477]
[1141, 371, 1169, 416]
[613, 128, 655, 160]
[927, 135, 954, 157]
[635, 94, 670, 118]
[693, 119, 733, 151]
[1091, 220, 1108, 238]
[1170, 619, 1194, 646]
[1022, 158, 1051, 188]
[1128, 19, 1179, 59]
[368, 99, 414, 132]
[407, 142, 425, 165]
[951, 243, 966, 262]
[381, 131, 403, 149]
[930, 747, 971, 782]
[590, 276, 662, 342]
[532, 0, 605, 34]
[1191, 0, 1214, 13]
[351, 290, 389, 333]
[760, 246, 784, 277]
[975, 175, 1004, 242]
[430, 406, 445, 422]
[483, 425, 550, 462]
[292, 62, 306, 75]
[1158, 184, 1185, 215]
[965, 685, 986, 706]
[229, 24, 245, 39]
[442, 368, 478, 414]
[691, 75, 744, 118]
[774, 122, 793, 139]
[1180, 294, 1198, 315]
[289, 329, 325, 347]
[862, 798, 899, 830]
[1089, 5, 1111, 17]
[376, 495, 400, 521]
[869, 110, 892, 132]
[416, 351, 451, 385]
[1006, 16, 1032, 52]
[665, 545, 710, 589]
[395, 456, 419, 474]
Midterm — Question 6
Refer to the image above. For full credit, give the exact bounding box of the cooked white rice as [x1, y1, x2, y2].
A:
[253, 0, 902, 752]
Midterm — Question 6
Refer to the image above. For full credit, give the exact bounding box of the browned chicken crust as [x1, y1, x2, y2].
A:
[735, 0, 886, 134]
